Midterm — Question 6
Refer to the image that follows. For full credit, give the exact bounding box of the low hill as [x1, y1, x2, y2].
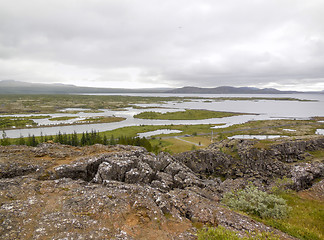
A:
[166, 86, 299, 94]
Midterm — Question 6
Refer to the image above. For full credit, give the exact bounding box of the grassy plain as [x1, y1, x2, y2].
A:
[100, 124, 220, 138]
[212, 119, 324, 139]
[159, 136, 213, 153]
[252, 192, 324, 240]
[0, 116, 49, 129]
[0, 94, 194, 114]
[157, 138, 203, 153]
[48, 116, 126, 124]
[97, 124, 219, 153]
[307, 149, 324, 159]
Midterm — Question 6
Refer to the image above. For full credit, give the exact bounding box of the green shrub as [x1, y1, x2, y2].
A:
[222, 184, 290, 219]
[197, 226, 280, 240]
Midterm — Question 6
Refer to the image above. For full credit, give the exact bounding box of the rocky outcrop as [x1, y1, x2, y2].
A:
[54, 148, 220, 195]
[174, 149, 235, 176]
[236, 137, 324, 163]
[0, 142, 301, 239]
[175, 136, 324, 191]
[2, 137, 323, 239]
[291, 162, 324, 190]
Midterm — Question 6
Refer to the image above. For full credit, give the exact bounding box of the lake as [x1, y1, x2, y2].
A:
[2, 93, 324, 138]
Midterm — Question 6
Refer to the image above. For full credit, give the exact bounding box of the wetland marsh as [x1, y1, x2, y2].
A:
[1, 93, 324, 153]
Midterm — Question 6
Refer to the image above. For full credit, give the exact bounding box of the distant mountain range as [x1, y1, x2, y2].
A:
[0, 80, 170, 94]
[0, 80, 322, 94]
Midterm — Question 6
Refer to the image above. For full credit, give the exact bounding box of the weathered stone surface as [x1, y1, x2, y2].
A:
[175, 136, 324, 191]
[291, 161, 324, 190]
[1, 137, 323, 239]
[175, 149, 234, 176]
[0, 162, 39, 179]
[298, 179, 324, 201]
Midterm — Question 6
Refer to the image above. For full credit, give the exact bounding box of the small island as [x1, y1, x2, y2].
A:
[77, 116, 126, 124]
[134, 109, 247, 120]
[49, 116, 78, 121]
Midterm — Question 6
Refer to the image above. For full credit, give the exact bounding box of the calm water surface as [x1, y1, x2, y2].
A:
[229, 135, 287, 140]
[138, 129, 182, 138]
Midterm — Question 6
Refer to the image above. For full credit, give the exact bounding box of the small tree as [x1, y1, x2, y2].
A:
[17, 135, 25, 145]
[103, 135, 108, 145]
[110, 135, 116, 145]
[27, 134, 38, 146]
[71, 131, 79, 146]
[1, 131, 10, 146]
[40, 132, 44, 143]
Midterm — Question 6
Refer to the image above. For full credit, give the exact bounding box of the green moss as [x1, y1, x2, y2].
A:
[253, 140, 275, 149]
[220, 146, 240, 159]
[163, 212, 173, 219]
[307, 149, 324, 159]
[192, 221, 205, 230]
[37, 171, 51, 180]
[78, 212, 93, 217]
[197, 226, 280, 240]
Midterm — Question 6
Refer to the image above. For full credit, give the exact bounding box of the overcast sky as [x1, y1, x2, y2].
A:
[0, 0, 324, 90]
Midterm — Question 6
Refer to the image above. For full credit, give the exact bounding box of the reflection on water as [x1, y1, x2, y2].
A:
[138, 129, 182, 138]
[283, 129, 297, 132]
[59, 108, 91, 112]
[228, 135, 286, 140]
[316, 129, 324, 135]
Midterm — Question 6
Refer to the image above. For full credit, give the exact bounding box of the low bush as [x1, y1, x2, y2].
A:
[222, 184, 290, 219]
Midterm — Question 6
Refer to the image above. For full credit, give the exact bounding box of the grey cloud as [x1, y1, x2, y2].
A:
[0, 0, 324, 90]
